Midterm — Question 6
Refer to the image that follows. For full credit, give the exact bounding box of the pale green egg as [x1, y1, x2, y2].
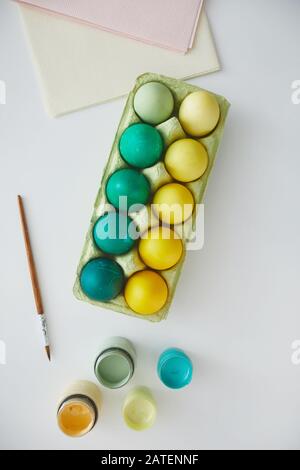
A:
[134, 82, 174, 125]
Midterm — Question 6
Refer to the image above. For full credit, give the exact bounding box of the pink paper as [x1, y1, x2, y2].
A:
[16, 0, 203, 53]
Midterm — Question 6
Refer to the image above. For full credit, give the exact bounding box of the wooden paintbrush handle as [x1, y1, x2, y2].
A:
[18, 195, 44, 315]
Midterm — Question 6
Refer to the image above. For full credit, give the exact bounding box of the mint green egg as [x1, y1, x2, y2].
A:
[119, 123, 163, 169]
[134, 82, 174, 125]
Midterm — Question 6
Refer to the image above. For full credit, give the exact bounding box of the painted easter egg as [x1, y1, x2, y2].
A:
[179, 90, 220, 137]
[139, 226, 183, 270]
[153, 183, 195, 225]
[106, 168, 151, 212]
[80, 258, 125, 302]
[134, 82, 174, 125]
[119, 123, 163, 168]
[165, 138, 208, 182]
[124, 270, 168, 315]
[93, 212, 137, 255]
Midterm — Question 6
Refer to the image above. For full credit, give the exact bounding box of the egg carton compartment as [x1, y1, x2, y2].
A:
[74, 72, 230, 322]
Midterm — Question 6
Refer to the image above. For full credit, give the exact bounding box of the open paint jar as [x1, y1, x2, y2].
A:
[57, 381, 101, 438]
[157, 348, 193, 389]
[94, 337, 136, 389]
[123, 386, 157, 431]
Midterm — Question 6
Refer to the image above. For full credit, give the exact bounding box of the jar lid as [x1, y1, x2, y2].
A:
[123, 387, 157, 431]
[157, 348, 193, 389]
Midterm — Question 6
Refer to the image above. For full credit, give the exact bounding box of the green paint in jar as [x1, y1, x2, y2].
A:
[94, 337, 136, 389]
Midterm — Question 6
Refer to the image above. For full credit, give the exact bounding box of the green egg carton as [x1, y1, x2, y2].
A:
[74, 72, 230, 322]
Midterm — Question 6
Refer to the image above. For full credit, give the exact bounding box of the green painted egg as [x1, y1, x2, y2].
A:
[80, 258, 125, 302]
[106, 168, 151, 212]
[133, 82, 174, 125]
[93, 212, 137, 255]
[119, 123, 163, 169]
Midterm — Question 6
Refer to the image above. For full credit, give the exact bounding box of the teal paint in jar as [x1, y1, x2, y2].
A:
[94, 337, 136, 389]
[157, 348, 193, 389]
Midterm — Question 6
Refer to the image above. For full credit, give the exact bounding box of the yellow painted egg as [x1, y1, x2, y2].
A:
[165, 138, 208, 182]
[179, 91, 220, 137]
[124, 270, 168, 315]
[139, 227, 183, 271]
[153, 183, 195, 225]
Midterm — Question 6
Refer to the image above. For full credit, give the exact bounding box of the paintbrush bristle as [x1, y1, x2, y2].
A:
[45, 345, 51, 361]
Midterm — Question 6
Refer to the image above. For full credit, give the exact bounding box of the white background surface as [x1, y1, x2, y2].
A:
[0, 0, 300, 450]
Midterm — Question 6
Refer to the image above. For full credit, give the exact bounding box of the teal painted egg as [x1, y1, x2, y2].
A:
[93, 212, 137, 255]
[106, 168, 151, 212]
[133, 82, 174, 125]
[80, 258, 125, 302]
[119, 123, 163, 168]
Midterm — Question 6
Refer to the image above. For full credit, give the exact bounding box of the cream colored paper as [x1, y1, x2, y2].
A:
[18, 5, 220, 117]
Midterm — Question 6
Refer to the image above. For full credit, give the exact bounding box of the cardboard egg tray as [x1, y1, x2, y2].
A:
[74, 73, 230, 322]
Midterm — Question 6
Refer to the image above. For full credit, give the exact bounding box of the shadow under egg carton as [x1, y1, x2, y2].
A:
[74, 72, 230, 322]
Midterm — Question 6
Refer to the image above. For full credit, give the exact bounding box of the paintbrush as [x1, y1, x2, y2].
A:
[17, 195, 51, 361]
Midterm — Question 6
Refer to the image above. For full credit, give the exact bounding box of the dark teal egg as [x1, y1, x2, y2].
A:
[93, 212, 137, 255]
[80, 258, 125, 302]
[106, 168, 151, 212]
[119, 123, 163, 168]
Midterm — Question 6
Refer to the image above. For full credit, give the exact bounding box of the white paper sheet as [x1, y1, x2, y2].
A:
[19, 5, 220, 117]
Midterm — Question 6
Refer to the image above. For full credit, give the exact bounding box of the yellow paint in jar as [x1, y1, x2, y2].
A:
[57, 381, 101, 438]
[139, 226, 183, 270]
[179, 90, 220, 137]
[153, 183, 195, 225]
[165, 138, 208, 183]
[125, 270, 168, 315]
